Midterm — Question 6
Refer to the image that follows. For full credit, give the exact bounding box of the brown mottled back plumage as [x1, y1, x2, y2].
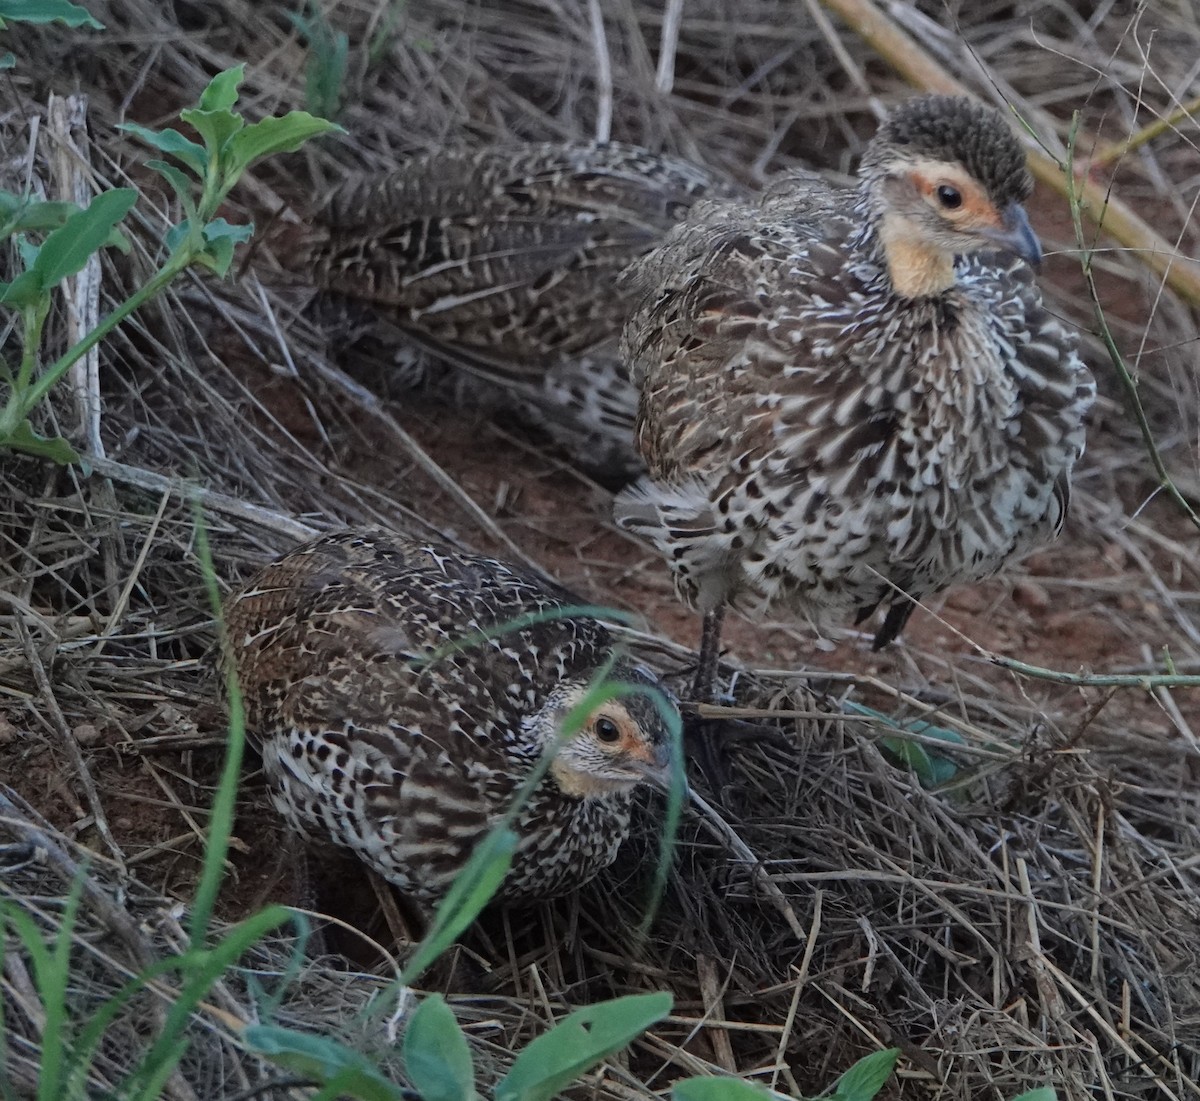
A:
[615, 96, 1095, 683]
[308, 143, 731, 478]
[225, 530, 675, 904]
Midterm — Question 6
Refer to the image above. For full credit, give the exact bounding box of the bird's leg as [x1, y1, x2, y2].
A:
[367, 868, 423, 947]
[691, 605, 727, 703]
[289, 842, 331, 958]
[684, 604, 790, 787]
[871, 596, 916, 650]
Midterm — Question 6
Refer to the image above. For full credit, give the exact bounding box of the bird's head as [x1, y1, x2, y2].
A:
[530, 662, 676, 799]
[858, 95, 1040, 298]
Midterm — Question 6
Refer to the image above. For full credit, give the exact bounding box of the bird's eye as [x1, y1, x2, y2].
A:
[936, 184, 963, 210]
[594, 717, 622, 743]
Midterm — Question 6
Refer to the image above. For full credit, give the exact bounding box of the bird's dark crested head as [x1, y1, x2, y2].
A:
[862, 95, 1032, 208]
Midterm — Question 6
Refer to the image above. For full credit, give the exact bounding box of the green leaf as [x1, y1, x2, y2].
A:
[223, 112, 341, 180]
[403, 994, 475, 1101]
[1, 198, 79, 233]
[1010, 1091, 1057, 1101]
[145, 160, 198, 218]
[180, 107, 244, 159]
[195, 217, 253, 277]
[0, 0, 103, 28]
[197, 64, 245, 113]
[830, 1048, 900, 1101]
[495, 992, 672, 1101]
[0, 196, 129, 253]
[31, 188, 136, 287]
[877, 736, 956, 787]
[0, 53, 14, 70]
[0, 419, 80, 464]
[164, 220, 195, 258]
[843, 701, 963, 787]
[117, 907, 290, 1096]
[401, 826, 518, 984]
[16, 234, 39, 269]
[119, 124, 208, 175]
[244, 1024, 409, 1101]
[674, 1078, 778, 1101]
[0, 270, 45, 308]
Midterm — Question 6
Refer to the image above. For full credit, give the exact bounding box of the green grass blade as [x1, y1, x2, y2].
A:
[118, 906, 290, 1097]
[188, 500, 245, 946]
[399, 827, 518, 986]
[0, 871, 87, 1100]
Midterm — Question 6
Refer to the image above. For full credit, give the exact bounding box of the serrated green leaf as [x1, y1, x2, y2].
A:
[403, 994, 475, 1101]
[0, 270, 45, 308]
[223, 112, 341, 179]
[120, 123, 207, 175]
[830, 1048, 900, 1101]
[198, 64, 245, 113]
[495, 993, 672, 1101]
[32, 188, 136, 287]
[0, 419, 80, 464]
[180, 107, 244, 158]
[202, 218, 254, 245]
[674, 1077, 778, 1100]
[191, 218, 252, 277]
[1010, 1090, 1057, 1101]
[0, 0, 103, 28]
[244, 1024, 408, 1101]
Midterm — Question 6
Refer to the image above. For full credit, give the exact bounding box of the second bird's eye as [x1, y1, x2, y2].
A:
[595, 717, 622, 743]
[936, 184, 963, 209]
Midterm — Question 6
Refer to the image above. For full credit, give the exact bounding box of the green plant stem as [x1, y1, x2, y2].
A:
[15, 299, 49, 391]
[189, 500, 245, 947]
[992, 654, 1200, 689]
[1064, 113, 1200, 535]
[15, 248, 190, 422]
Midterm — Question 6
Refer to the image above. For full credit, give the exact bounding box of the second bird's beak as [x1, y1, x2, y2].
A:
[981, 202, 1043, 269]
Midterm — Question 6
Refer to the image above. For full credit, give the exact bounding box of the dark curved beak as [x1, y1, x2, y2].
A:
[982, 202, 1043, 269]
[630, 739, 676, 788]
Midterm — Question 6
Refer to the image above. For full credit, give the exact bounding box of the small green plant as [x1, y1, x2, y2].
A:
[675, 1047, 900, 1101]
[247, 990, 672, 1101]
[0, 60, 337, 464]
[841, 700, 966, 787]
[290, 0, 350, 119]
[0, 512, 296, 1099]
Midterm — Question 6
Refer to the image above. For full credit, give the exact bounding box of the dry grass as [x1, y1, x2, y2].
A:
[1, 2, 1199, 1099]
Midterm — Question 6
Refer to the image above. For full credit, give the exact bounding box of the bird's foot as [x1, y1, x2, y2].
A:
[680, 700, 793, 792]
